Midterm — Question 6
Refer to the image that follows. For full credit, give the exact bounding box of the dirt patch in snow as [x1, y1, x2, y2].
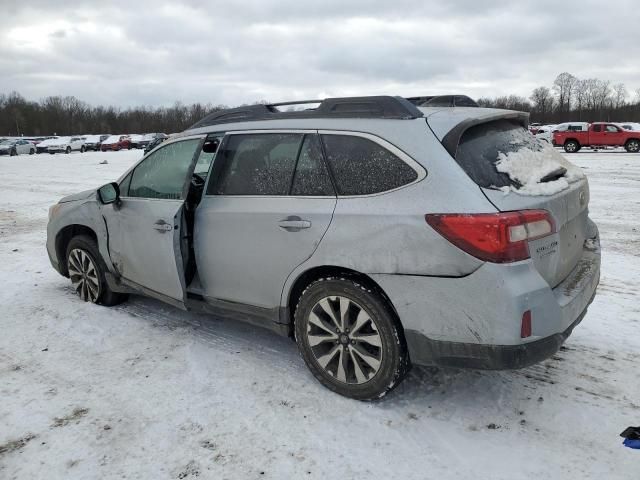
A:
[52, 407, 89, 427]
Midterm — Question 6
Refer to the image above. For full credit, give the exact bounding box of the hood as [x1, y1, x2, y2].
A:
[0, 143, 12, 150]
[59, 188, 96, 204]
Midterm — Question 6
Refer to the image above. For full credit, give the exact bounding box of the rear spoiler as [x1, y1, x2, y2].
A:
[439, 111, 530, 158]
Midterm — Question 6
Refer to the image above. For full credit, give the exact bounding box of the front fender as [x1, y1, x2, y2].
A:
[47, 195, 117, 276]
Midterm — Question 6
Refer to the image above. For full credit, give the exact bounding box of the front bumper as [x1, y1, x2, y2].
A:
[372, 221, 601, 369]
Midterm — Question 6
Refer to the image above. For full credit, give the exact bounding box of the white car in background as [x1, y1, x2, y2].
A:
[0, 138, 35, 156]
[36, 137, 60, 154]
[553, 122, 589, 132]
[533, 125, 557, 143]
[48, 136, 86, 154]
[617, 122, 640, 131]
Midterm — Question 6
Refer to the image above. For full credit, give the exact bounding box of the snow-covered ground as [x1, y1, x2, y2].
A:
[1, 149, 638, 479]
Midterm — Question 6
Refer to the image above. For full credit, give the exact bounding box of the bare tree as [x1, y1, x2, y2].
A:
[612, 83, 627, 109]
[552, 72, 577, 112]
[573, 79, 588, 119]
[530, 86, 554, 120]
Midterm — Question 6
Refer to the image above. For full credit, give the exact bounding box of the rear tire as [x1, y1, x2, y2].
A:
[66, 235, 128, 306]
[294, 277, 410, 400]
[625, 139, 640, 153]
[80, 146, 85, 153]
[564, 140, 579, 153]
[29, 148, 35, 155]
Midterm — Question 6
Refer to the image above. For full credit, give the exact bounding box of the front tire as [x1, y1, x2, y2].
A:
[625, 139, 640, 153]
[10, 148, 17, 156]
[29, 148, 35, 155]
[564, 140, 579, 153]
[80, 146, 85, 153]
[66, 235, 128, 306]
[65, 146, 71, 154]
[294, 277, 410, 400]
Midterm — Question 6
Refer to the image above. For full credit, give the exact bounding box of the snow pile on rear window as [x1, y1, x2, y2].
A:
[495, 142, 584, 196]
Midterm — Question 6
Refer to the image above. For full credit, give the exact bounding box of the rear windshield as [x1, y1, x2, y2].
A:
[455, 119, 540, 189]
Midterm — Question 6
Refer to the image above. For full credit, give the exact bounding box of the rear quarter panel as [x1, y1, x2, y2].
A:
[281, 118, 500, 306]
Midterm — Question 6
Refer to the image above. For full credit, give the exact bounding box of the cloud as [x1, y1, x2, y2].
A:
[1, 0, 639, 107]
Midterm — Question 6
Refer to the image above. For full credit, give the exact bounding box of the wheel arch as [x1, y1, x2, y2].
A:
[564, 137, 580, 146]
[285, 265, 407, 345]
[55, 224, 98, 277]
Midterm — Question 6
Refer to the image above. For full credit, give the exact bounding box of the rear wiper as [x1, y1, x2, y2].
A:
[540, 167, 567, 183]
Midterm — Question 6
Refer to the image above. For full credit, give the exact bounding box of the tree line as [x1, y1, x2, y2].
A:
[0, 92, 228, 137]
[3, 73, 640, 136]
[477, 72, 640, 124]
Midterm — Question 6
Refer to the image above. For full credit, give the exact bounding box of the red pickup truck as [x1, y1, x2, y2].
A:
[553, 122, 640, 153]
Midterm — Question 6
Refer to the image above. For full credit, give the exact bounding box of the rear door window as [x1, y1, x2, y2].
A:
[209, 133, 302, 195]
[320, 134, 418, 195]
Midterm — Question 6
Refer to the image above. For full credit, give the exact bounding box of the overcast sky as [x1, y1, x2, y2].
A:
[1, 0, 639, 108]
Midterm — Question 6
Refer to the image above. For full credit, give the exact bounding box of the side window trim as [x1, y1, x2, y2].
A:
[200, 133, 226, 197]
[286, 133, 307, 195]
[318, 130, 427, 197]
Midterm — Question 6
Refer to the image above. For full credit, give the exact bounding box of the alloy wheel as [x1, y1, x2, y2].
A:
[67, 248, 100, 302]
[306, 295, 383, 385]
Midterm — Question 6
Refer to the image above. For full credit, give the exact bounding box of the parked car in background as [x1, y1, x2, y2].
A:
[0, 138, 35, 156]
[48, 136, 86, 154]
[617, 122, 640, 131]
[143, 133, 169, 154]
[553, 122, 589, 133]
[554, 122, 640, 152]
[36, 137, 60, 153]
[529, 122, 542, 134]
[46, 95, 601, 400]
[533, 125, 557, 143]
[128, 134, 147, 149]
[101, 135, 131, 151]
[83, 135, 110, 151]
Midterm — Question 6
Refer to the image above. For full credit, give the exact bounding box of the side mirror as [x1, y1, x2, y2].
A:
[98, 182, 120, 205]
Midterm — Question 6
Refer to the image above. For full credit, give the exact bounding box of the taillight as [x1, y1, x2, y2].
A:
[425, 210, 555, 263]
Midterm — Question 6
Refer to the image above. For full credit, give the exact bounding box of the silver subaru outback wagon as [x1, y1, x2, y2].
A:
[46, 95, 600, 400]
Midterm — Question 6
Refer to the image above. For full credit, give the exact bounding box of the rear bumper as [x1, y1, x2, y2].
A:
[404, 289, 594, 369]
[372, 220, 601, 369]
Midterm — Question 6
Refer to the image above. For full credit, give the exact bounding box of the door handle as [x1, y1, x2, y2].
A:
[153, 220, 173, 232]
[278, 216, 311, 232]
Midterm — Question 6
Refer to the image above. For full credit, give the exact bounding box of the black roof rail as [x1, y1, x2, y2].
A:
[187, 96, 424, 130]
[405, 95, 479, 108]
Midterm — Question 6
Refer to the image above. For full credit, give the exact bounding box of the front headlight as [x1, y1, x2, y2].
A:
[48, 203, 62, 220]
